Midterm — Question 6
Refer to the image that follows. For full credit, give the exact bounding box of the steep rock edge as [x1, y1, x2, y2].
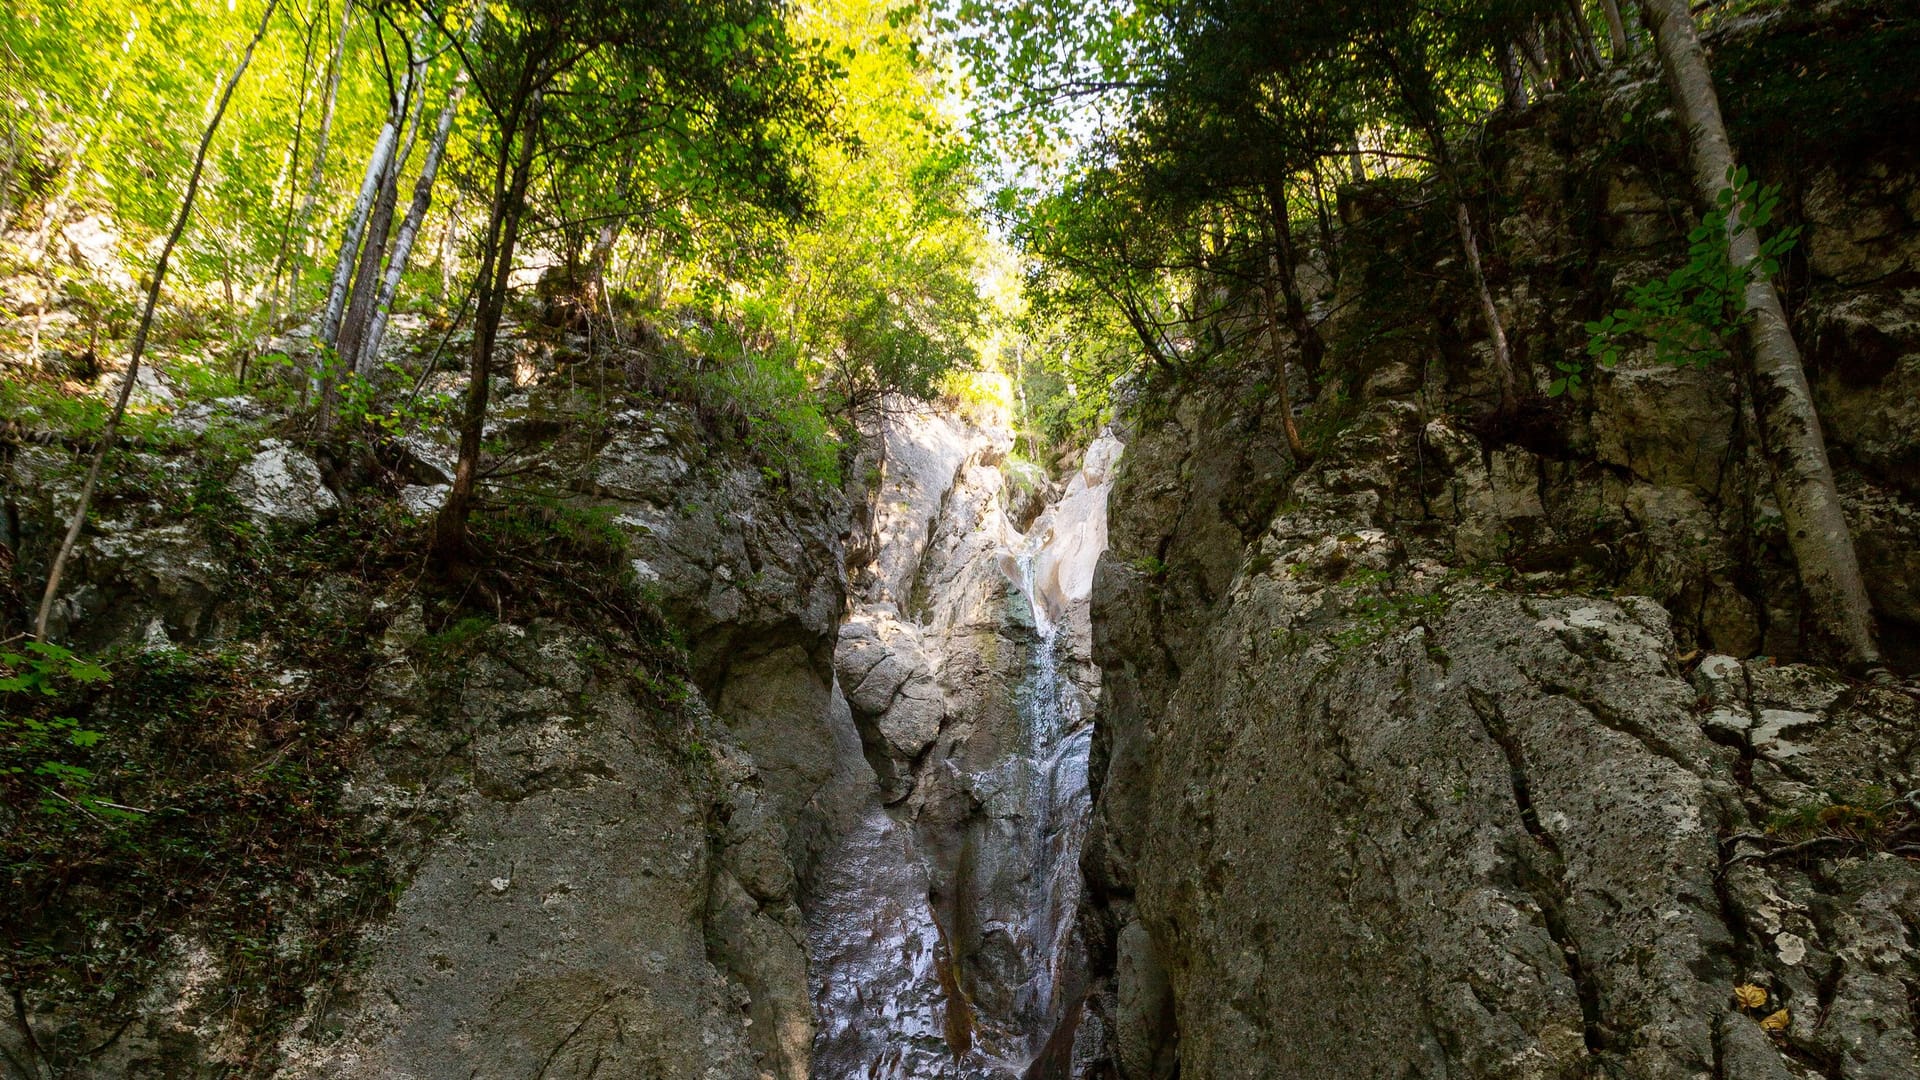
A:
[3, 377, 851, 1079]
[1078, 18, 1920, 1078]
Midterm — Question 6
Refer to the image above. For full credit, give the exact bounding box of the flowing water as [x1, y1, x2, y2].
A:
[1010, 550, 1094, 1047]
[806, 432, 1116, 1078]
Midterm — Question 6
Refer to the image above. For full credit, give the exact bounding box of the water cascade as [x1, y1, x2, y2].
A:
[807, 412, 1120, 1077]
[1005, 546, 1093, 1052]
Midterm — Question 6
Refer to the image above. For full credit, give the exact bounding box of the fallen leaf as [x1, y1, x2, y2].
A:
[1733, 984, 1768, 1010]
[1760, 1008, 1790, 1034]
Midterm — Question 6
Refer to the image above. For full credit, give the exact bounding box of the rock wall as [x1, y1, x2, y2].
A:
[3, 392, 852, 1080]
[269, 403, 850, 1080]
[1079, 12, 1920, 1077]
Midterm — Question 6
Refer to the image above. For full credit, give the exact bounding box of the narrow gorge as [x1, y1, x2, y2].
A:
[6, 2, 1920, 1079]
[812, 411, 1117, 1077]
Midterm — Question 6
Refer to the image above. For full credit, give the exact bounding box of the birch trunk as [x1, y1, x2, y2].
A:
[360, 76, 465, 372]
[1643, 0, 1881, 669]
[316, 63, 409, 350]
[1498, 43, 1530, 110]
[362, 9, 483, 369]
[335, 48, 429, 385]
[36, 0, 282, 640]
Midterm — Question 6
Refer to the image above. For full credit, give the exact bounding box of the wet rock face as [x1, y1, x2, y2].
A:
[812, 405, 1116, 1077]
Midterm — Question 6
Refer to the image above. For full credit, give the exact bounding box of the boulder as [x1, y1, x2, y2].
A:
[232, 439, 338, 526]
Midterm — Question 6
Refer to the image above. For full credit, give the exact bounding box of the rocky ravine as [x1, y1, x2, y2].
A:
[4, 365, 1121, 1079]
[11, 13, 1920, 1078]
[811, 404, 1119, 1077]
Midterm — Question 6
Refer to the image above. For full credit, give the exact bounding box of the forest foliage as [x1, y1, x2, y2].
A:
[1, 0, 1908, 634]
[0, 0, 1015, 495]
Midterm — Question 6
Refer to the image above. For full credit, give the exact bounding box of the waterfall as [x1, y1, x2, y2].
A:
[808, 419, 1120, 1078]
[1011, 549, 1093, 1049]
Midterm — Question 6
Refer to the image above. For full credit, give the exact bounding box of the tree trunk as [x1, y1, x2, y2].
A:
[1114, 288, 1174, 371]
[316, 64, 409, 350]
[1262, 181, 1325, 390]
[283, 0, 355, 312]
[361, 8, 483, 370]
[263, 0, 325, 322]
[586, 151, 636, 304]
[1307, 160, 1339, 286]
[336, 46, 430, 382]
[0, 101, 24, 231]
[434, 87, 542, 564]
[1600, 0, 1632, 61]
[28, 126, 97, 259]
[1257, 256, 1309, 461]
[35, 0, 282, 640]
[1520, 28, 1554, 93]
[1562, 0, 1605, 73]
[361, 75, 467, 372]
[1454, 200, 1520, 415]
[1642, 0, 1881, 670]
[1386, 46, 1523, 416]
[438, 190, 462, 300]
[1498, 42, 1530, 110]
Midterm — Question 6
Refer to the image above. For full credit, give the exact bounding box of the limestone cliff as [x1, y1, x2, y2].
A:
[3, 374, 850, 1079]
[1077, 15, 1920, 1078]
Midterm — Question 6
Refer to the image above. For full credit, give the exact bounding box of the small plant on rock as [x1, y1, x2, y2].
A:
[1555, 168, 1800, 396]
